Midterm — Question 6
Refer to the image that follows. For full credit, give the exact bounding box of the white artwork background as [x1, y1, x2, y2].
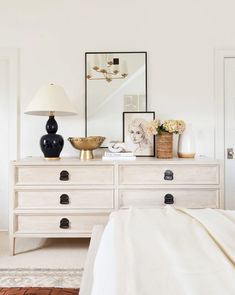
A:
[123, 113, 154, 156]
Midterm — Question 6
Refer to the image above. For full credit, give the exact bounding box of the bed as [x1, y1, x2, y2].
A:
[80, 206, 235, 295]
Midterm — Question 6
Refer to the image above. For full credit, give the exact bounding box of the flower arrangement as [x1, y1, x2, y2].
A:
[146, 119, 185, 136]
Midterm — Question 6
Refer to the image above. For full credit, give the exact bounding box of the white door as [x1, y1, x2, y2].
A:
[224, 57, 235, 209]
[0, 60, 10, 229]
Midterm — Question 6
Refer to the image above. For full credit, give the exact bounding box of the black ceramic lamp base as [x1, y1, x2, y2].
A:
[40, 115, 64, 159]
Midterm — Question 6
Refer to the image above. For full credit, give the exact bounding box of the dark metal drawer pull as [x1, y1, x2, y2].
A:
[164, 194, 174, 204]
[60, 170, 69, 181]
[60, 218, 70, 229]
[60, 194, 69, 205]
[164, 170, 174, 181]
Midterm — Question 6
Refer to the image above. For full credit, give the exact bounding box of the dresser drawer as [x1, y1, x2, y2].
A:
[17, 214, 109, 233]
[119, 189, 219, 208]
[16, 165, 114, 185]
[119, 164, 219, 185]
[16, 189, 114, 210]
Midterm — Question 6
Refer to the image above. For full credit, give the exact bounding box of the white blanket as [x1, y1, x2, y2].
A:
[91, 206, 235, 295]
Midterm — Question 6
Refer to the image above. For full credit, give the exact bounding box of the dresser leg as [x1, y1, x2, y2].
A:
[9, 237, 15, 256]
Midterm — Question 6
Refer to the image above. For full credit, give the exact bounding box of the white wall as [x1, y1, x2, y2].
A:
[1, 0, 235, 158]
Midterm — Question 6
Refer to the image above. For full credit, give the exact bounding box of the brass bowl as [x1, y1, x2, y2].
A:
[68, 136, 105, 160]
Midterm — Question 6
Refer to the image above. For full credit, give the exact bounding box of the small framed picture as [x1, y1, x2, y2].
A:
[123, 111, 155, 156]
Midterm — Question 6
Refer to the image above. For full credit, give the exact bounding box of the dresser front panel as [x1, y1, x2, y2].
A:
[119, 188, 219, 209]
[16, 189, 114, 210]
[16, 165, 114, 185]
[17, 214, 109, 233]
[10, 158, 223, 255]
[119, 164, 219, 185]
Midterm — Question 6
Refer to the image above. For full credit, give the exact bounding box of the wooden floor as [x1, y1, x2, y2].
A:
[0, 288, 79, 295]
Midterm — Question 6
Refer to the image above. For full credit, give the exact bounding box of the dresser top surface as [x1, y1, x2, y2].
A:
[12, 156, 220, 166]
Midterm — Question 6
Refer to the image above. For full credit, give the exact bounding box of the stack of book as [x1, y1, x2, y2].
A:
[102, 151, 136, 160]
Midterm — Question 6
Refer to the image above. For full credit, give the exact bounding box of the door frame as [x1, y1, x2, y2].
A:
[0, 48, 19, 160]
[0, 48, 19, 231]
[214, 49, 235, 208]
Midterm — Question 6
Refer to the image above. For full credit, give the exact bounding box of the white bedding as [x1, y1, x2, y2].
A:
[91, 206, 235, 295]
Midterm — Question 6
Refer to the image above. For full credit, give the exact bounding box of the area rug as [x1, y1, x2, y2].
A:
[0, 287, 79, 294]
[0, 269, 83, 288]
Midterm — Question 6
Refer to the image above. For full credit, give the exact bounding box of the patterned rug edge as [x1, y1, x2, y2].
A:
[0, 268, 83, 288]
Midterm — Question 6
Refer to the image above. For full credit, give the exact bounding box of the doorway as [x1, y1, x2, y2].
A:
[0, 48, 18, 230]
[215, 50, 235, 209]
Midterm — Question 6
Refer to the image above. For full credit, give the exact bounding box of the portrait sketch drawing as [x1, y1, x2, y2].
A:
[123, 112, 155, 156]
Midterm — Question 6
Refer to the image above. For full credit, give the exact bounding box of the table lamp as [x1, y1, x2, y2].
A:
[24, 84, 77, 159]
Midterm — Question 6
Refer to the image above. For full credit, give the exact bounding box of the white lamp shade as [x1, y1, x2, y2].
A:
[24, 84, 77, 116]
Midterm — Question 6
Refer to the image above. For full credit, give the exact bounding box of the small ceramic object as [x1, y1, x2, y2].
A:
[177, 124, 196, 158]
[108, 141, 127, 153]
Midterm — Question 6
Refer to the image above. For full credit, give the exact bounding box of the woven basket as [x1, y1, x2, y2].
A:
[155, 132, 173, 158]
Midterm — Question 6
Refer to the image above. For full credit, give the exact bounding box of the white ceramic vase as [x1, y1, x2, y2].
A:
[177, 124, 196, 158]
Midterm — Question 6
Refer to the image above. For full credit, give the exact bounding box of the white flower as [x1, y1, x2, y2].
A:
[146, 119, 186, 135]
[146, 120, 160, 135]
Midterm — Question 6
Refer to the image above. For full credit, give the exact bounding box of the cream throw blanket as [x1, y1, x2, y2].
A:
[91, 206, 235, 295]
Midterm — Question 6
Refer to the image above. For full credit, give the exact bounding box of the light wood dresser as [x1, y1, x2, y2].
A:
[9, 157, 223, 254]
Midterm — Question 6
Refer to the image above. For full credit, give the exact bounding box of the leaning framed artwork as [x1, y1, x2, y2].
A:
[123, 112, 155, 156]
